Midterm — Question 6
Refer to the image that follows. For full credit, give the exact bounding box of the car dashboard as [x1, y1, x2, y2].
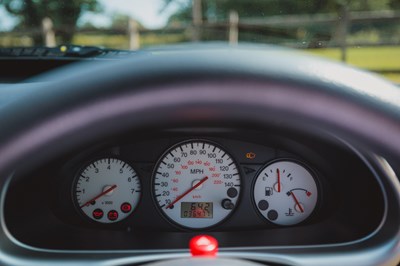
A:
[4, 127, 384, 250]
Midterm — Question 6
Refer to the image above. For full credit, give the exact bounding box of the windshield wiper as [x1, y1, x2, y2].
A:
[0, 45, 137, 59]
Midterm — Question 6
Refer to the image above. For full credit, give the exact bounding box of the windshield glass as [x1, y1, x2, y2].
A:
[0, 0, 399, 82]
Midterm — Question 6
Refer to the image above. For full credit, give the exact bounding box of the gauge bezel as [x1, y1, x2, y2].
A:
[72, 157, 142, 225]
[251, 158, 321, 227]
[151, 139, 243, 231]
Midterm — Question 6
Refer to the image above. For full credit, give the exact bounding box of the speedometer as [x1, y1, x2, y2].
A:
[153, 140, 241, 229]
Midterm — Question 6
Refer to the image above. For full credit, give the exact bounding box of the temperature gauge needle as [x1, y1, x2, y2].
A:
[290, 191, 304, 213]
[80, 184, 117, 208]
[166, 176, 208, 209]
[277, 168, 281, 192]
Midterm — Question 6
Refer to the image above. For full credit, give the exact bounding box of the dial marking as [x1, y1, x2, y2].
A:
[165, 176, 209, 209]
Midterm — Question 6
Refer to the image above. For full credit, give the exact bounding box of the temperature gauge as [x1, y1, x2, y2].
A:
[253, 160, 318, 226]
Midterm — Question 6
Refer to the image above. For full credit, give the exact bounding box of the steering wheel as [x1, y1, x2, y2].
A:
[0, 45, 399, 266]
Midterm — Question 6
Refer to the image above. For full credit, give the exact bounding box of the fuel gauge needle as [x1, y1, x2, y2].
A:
[277, 168, 281, 192]
[290, 191, 304, 213]
[80, 184, 117, 208]
[166, 176, 208, 209]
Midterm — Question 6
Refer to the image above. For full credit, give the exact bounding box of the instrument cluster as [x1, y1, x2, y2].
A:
[70, 138, 321, 230]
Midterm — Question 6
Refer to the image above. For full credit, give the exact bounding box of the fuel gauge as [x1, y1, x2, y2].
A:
[253, 160, 318, 226]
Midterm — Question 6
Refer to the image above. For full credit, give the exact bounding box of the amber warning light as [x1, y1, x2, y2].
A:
[246, 152, 256, 159]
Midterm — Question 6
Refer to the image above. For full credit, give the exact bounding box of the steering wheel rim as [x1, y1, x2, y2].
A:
[0, 45, 399, 266]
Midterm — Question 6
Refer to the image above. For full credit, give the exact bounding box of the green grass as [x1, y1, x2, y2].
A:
[306, 46, 400, 83]
[72, 34, 130, 49]
[72, 33, 187, 49]
[1, 32, 400, 83]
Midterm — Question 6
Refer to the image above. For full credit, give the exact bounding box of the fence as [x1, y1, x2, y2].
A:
[1, 9, 400, 65]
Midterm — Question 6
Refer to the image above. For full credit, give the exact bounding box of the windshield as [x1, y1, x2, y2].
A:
[0, 0, 399, 82]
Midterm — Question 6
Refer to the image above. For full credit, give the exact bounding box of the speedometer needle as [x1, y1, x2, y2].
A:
[166, 176, 208, 209]
[80, 184, 117, 208]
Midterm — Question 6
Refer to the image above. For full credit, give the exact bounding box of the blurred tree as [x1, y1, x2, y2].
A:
[110, 13, 144, 30]
[111, 13, 131, 29]
[0, 0, 102, 44]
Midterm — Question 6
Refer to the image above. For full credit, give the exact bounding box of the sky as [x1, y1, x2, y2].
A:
[0, 0, 184, 30]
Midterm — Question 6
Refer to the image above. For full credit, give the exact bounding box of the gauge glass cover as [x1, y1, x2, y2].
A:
[253, 160, 318, 226]
[75, 158, 141, 223]
[153, 141, 241, 229]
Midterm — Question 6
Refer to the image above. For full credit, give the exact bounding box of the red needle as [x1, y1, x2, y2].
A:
[166, 176, 208, 209]
[277, 168, 281, 192]
[80, 184, 117, 208]
[291, 191, 304, 213]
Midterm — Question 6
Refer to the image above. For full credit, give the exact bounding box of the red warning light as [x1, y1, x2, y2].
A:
[246, 152, 256, 159]
[107, 210, 119, 221]
[189, 235, 218, 257]
[92, 209, 103, 219]
[120, 202, 132, 213]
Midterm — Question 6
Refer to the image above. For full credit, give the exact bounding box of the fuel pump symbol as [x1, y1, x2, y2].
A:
[265, 187, 273, 196]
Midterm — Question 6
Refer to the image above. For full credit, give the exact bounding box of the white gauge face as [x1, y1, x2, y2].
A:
[153, 141, 241, 229]
[75, 158, 141, 223]
[253, 160, 318, 226]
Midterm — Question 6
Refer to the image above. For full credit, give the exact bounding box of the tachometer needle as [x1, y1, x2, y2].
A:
[290, 191, 304, 213]
[166, 176, 208, 209]
[277, 168, 281, 192]
[80, 184, 117, 208]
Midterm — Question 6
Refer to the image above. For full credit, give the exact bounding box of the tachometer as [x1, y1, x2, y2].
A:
[74, 158, 141, 224]
[153, 140, 241, 229]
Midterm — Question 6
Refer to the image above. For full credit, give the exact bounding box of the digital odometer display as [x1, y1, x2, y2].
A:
[181, 202, 213, 218]
[153, 140, 241, 229]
